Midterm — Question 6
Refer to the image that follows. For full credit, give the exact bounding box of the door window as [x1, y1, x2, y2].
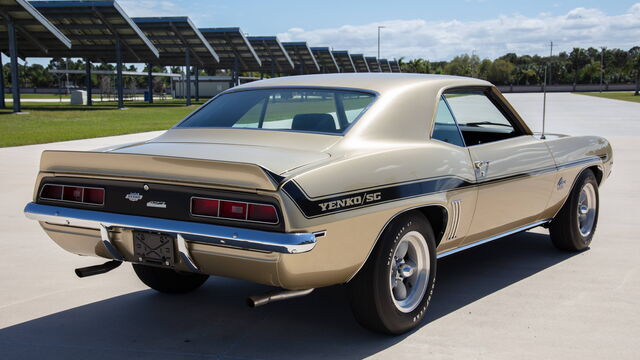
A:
[444, 91, 521, 146]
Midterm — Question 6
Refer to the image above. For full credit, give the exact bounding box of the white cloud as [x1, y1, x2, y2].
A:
[277, 4, 640, 61]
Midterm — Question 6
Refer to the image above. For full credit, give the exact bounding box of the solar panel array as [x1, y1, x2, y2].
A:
[0, 0, 402, 111]
[247, 36, 294, 74]
[132, 17, 218, 67]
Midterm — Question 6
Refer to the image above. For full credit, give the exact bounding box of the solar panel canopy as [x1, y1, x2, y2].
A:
[199, 27, 261, 71]
[378, 58, 391, 72]
[365, 56, 381, 72]
[247, 36, 294, 73]
[350, 53, 369, 73]
[310, 47, 339, 73]
[331, 50, 355, 73]
[132, 17, 218, 67]
[282, 42, 319, 74]
[0, 0, 71, 57]
[389, 59, 400, 72]
[31, 0, 159, 62]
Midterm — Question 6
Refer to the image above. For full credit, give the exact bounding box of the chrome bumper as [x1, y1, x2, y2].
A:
[24, 203, 318, 260]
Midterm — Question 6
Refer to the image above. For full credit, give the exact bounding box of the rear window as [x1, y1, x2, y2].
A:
[176, 88, 376, 135]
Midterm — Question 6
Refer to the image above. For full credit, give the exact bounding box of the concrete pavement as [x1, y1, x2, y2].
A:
[0, 93, 638, 359]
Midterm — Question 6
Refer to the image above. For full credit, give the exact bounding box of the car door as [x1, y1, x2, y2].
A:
[443, 88, 556, 244]
[429, 95, 478, 252]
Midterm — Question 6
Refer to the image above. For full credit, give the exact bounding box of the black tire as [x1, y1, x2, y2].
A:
[348, 212, 437, 335]
[549, 169, 599, 251]
[132, 264, 209, 294]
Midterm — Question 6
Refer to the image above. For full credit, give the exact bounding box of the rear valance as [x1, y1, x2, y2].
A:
[39, 150, 282, 191]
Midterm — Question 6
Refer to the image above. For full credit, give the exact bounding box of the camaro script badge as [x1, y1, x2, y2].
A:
[147, 201, 167, 209]
[125, 192, 143, 202]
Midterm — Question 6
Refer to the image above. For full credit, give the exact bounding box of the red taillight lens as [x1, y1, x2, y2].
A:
[248, 204, 278, 223]
[40, 184, 104, 205]
[83, 188, 105, 204]
[191, 198, 219, 217]
[63, 186, 83, 202]
[220, 201, 248, 219]
[41, 184, 63, 200]
[191, 197, 279, 224]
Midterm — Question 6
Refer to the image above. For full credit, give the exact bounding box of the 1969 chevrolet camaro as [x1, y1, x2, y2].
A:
[24, 74, 612, 334]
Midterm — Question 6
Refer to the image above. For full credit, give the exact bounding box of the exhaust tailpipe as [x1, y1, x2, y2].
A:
[75, 260, 122, 278]
[247, 288, 314, 307]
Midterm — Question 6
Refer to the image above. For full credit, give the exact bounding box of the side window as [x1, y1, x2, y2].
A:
[432, 97, 465, 147]
[444, 91, 521, 146]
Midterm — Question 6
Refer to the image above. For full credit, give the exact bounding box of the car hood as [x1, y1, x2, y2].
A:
[109, 128, 339, 175]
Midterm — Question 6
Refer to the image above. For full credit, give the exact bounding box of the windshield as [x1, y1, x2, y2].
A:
[176, 88, 376, 135]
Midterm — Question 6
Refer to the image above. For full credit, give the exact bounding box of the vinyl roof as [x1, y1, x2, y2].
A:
[282, 42, 320, 74]
[198, 27, 261, 71]
[310, 47, 339, 73]
[30, 0, 159, 62]
[350, 53, 369, 73]
[247, 36, 294, 73]
[365, 57, 381, 72]
[378, 58, 391, 72]
[331, 50, 355, 73]
[0, 0, 71, 57]
[132, 17, 218, 67]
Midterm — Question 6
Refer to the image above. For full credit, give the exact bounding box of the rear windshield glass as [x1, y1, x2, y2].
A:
[176, 88, 376, 135]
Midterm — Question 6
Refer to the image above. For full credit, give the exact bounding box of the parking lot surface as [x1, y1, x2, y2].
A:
[0, 93, 638, 359]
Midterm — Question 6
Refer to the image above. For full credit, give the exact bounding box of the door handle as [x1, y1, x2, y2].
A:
[473, 160, 491, 177]
[473, 160, 491, 169]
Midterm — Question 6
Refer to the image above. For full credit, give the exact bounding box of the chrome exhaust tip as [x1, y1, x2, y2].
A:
[247, 288, 314, 307]
[75, 260, 122, 278]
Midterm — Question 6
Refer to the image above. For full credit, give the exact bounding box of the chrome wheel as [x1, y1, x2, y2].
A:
[389, 231, 430, 313]
[577, 182, 597, 237]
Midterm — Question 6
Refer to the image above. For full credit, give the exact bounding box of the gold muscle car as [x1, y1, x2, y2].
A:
[24, 74, 612, 334]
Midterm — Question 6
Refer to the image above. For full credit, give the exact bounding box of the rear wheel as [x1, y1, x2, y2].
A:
[348, 212, 437, 335]
[549, 169, 599, 251]
[132, 264, 209, 294]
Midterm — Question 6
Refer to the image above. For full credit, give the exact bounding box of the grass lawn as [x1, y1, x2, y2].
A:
[0, 100, 204, 147]
[574, 91, 640, 103]
[4, 93, 70, 99]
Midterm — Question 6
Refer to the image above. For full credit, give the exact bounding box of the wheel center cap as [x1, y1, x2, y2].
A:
[398, 263, 414, 278]
[579, 205, 589, 215]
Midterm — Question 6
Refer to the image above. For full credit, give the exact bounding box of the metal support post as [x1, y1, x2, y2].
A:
[8, 21, 20, 113]
[0, 54, 5, 109]
[115, 38, 124, 109]
[147, 64, 153, 104]
[85, 59, 92, 106]
[194, 66, 199, 102]
[185, 49, 191, 106]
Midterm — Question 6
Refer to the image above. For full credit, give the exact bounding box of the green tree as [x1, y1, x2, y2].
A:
[487, 59, 514, 85]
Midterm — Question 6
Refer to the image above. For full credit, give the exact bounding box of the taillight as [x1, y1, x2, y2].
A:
[220, 201, 248, 219]
[248, 204, 278, 223]
[40, 184, 104, 205]
[191, 197, 278, 224]
[191, 198, 219, 217]
[41, 184, 63, 200]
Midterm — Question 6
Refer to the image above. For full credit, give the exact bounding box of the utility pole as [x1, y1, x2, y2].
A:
[600, 47, 605, 92]
[548, 41, 553, 86]
[377, 26, 385, 59]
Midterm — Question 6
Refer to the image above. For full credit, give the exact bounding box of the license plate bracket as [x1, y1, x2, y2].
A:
[133, 231, 176, 267]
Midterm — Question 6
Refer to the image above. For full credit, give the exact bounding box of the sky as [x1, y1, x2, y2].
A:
[4, 0, 640, 65]
[117, 0, 640, 60]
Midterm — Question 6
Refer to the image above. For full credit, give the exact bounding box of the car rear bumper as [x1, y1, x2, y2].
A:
[24, 202, 319, 260]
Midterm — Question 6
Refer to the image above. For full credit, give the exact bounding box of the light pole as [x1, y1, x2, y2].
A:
[600, 47, 606, 92]
[377, 26, 385, 59]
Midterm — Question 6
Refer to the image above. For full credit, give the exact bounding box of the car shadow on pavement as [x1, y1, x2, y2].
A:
[0, 231, 578, 360]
